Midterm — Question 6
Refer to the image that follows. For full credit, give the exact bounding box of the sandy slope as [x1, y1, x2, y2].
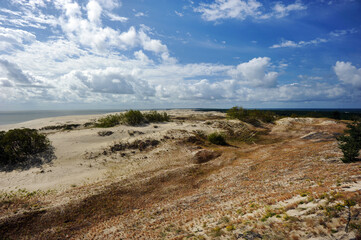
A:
[0, 110, 224, 191]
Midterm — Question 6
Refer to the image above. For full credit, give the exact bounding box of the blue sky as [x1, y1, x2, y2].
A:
[0, 0, 360, 110]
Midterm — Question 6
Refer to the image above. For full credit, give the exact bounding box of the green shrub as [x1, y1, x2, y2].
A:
[123, 110, 145, 125]
[96, 114, 123, 128]
[96, 110, 169, 127]
[227, 106, 276, 125]
[337, 120, 361, 162]
[143, 111, 170, 123]
[0, 128, 51, 166]
[208, 132, 227, 145]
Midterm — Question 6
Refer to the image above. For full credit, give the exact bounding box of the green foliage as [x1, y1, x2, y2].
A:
[96, 110, 170, 127]
[96, 114, 123, 128]
[0, 128, 51, 166]
[337, 120, 361, 163]
[122, 110, 145, 125]
[143, 111, 170, 122]
[207, 132, 227, 145]
[226, 106, 276, 125]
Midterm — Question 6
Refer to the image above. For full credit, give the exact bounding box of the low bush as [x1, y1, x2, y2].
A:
[96, 110, 170, 127]
[207, 132, 227, 145]
[143, 111, 170, 122]
[0, 128, 51, 166]
[96, 114, 123, 128]
[40, 124, 80, 131]
[122, 110, 144, 125]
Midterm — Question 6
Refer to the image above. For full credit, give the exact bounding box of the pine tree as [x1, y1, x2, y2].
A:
[337, 120, 361, 163]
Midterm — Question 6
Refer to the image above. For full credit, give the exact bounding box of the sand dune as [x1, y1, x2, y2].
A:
[1, 111, 360, 240]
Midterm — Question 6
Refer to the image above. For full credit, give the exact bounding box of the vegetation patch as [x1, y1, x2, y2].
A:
[96, 114, 123, 128]
[96, 110, 170, 127]
[143, 111, 170, 123]
[207, 132, 227, 145]
[0, 128, 52, 168]
[109, 139, 160, 153]
[40, 124, 81, 131]
[97, 131, 114, 137]
[193, 150, 221, 164]
[227, 106, 276, 125]
[337, 120, 361, 162]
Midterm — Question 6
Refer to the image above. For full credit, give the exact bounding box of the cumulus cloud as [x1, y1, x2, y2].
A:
[55, 0, 170, 57]
[87, 0, 102, 24]
[194, 0, 306, 22]
[334, 61, 361, 89]
[138, 30, 168, 53]
[64, 68, 155, 97]
[228, 57, 278, 87]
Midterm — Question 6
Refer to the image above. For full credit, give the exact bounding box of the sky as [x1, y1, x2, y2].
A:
[0, 0, 361, 110]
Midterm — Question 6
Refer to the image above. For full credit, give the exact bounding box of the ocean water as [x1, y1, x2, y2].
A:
[0, 110, 122, 126]
[1, 108, 361, 126]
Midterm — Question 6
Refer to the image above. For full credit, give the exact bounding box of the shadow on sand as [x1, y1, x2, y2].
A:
[0, 147, 57, 172]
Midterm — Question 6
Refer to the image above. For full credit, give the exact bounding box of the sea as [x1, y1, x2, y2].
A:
[1, 108, 361, 126]
[0, 110, 122, 126]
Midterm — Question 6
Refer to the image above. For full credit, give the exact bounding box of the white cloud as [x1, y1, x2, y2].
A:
[106, 12, 128, 22]
[271, 28, 357, 49]
[270, 38, 327, 48]
[228, 57, 278, 87]
[195, 0, 262, 21]
[134, 11, 147, 17]
[0, 26, 36, 52]
[175, 11, 184, 17]
[94, 0, 120, 10]
[272, 1, 307, 18]
[54, 1, 170, 56]
[138, 30, 168, 53]
[334, 61, 361, 89]
[87, 0, 102, 24]
[194, 0, 306, 22]
[0, 59, 32, 84]
[0, 7, 57, 29]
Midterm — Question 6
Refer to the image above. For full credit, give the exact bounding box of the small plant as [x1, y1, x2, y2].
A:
[211, 226, 224, 237]
[207, 132, 227, 145]
[97, 131, 114, 136]
[261, 209, 276, 222]
[337, 120, 361, 162]
[226, 225, 235, 231]
[0, 128, 51, 166]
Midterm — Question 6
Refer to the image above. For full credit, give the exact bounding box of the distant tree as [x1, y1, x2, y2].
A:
[332, 111, 341, 120]
[337, 120, 361, 163]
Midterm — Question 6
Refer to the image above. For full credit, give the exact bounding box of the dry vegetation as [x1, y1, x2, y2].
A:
[0, 111, 361, 240]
